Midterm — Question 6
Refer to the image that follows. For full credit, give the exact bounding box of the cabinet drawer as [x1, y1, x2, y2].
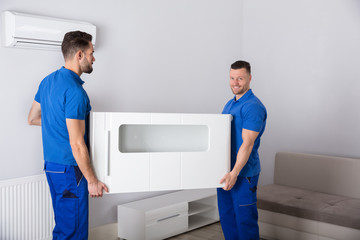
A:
[146, 212, 188, 240]
[146, 202, 188, 222]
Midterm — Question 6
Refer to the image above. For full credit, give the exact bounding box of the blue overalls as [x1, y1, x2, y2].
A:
[45, 162, 89, 240]
[218, 89, 267, 240]
[217, 175, 260, 240]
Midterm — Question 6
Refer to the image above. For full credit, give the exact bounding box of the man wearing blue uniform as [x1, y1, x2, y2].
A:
[218, 60, 267, 240]
[28, 31, 108, 239]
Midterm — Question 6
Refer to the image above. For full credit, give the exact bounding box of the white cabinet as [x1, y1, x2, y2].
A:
[90, 112, 231, 193]
[117, 188, 219, 240]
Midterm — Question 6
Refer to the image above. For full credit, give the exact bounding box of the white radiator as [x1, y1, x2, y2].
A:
[0, 174, 54, 240]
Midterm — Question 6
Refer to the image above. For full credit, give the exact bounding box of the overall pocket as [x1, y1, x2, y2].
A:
[44, 162, 79, 198]
[234, 175, 259, 206]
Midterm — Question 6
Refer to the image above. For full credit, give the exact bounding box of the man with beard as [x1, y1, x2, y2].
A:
[218, 60, 267, 240]
[28, 31, 108, 239]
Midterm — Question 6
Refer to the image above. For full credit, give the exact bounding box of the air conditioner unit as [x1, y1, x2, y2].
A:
[1, 11, 96, 51]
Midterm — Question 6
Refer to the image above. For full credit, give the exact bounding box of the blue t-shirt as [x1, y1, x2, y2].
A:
[222, 89, 267, 177]
[35, 67, 92, 166]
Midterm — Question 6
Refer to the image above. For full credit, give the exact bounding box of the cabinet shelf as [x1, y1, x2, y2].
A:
[188, 202, 216, 216]
[188, 215, 218, 231]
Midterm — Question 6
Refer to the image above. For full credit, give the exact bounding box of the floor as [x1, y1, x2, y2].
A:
[166, 222, 225, 240]
[167, 222, 267, 240]
[89, 221, 268, 240]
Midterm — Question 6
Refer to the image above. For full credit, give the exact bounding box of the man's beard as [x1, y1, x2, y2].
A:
[83, 66, 93, 74]
[81, 59, 93, 74]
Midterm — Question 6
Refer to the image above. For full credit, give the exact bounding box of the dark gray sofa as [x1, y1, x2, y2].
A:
[257, 152, 360, 240]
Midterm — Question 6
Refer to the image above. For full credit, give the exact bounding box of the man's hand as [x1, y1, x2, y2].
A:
[220, 171, 238, 191]
[88, 180, 109, 198]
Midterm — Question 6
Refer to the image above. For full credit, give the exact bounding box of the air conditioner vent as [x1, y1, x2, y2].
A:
[1, 11, 96, 51]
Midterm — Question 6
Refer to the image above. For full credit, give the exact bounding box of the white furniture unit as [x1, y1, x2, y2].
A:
[117, 188, 219, 240]
[1, 11, 96, 50]
[90, 112, 231, 193]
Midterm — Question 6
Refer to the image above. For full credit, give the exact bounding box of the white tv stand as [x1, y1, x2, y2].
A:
[117, 188, 219, 240]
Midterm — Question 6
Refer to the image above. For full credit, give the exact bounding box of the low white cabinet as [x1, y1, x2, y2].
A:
[117, 188, 219, 240]
[90, 112, 231, 193]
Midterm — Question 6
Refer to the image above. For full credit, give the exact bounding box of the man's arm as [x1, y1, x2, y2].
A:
[220, 129, 259, 191]
[66, 118, 109, 197]
[28, 100, 41, 126]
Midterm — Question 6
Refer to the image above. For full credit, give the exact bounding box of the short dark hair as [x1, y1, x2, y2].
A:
[231, 60, 251, 74]
[61, 31, 93, 60]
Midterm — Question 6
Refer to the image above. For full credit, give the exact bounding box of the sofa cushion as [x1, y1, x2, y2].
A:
[257, 184, 360, 229]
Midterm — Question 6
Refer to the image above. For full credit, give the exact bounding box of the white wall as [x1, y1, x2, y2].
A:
[1, 0, 360, 228]
[0, 0, 241, 227]
[241, 0, 360, 185]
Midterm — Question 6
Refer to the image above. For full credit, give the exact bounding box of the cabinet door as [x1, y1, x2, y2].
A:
[109, 113, 151, 193]
[149, 113, 182, 191]
[181, 114, 231, 189]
